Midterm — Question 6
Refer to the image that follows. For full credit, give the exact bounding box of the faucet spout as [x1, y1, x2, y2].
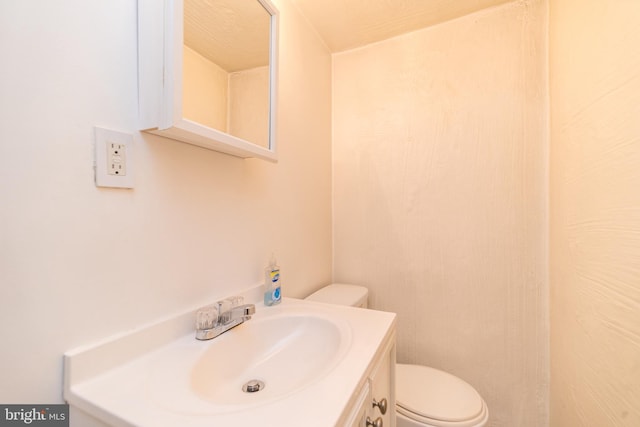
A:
[220, 304, 256, 325]
[195, 297, 255, 341]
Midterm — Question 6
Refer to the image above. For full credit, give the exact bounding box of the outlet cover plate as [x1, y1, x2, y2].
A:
[95, 127, 134, 189]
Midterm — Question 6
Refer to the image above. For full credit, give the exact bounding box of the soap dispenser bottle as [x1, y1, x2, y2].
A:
[263, 254, 282, 306]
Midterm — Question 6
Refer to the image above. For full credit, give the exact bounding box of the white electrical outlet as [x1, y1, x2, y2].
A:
[95, 127, 134, 188]
[107, 142, 127, 176]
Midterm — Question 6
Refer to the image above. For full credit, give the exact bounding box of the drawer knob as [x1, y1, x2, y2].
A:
[372, 398, 388, 415]
[366, 416, 383, 427]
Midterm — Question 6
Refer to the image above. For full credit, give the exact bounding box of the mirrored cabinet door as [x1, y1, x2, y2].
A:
[138, 0, 278, 162]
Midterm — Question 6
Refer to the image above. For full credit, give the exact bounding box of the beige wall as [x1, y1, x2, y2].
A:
[550, 0, 640, 425]
[0, 0, 331, 404]
[183, 46, 271, 148]
[332, 1, 548, 425]
[229, 66, 270, 148]
[183, 45, 229, 131]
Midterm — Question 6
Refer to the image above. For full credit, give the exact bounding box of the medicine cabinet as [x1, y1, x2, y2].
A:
[138, 0, 278, 161]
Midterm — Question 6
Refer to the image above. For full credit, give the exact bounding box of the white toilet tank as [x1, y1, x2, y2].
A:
[305, 283, 368, 308]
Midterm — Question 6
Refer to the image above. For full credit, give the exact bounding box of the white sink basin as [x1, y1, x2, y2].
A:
[64, 296, 395, 427]
[144, 307, 351, 414]
[190, 313, 350, 406]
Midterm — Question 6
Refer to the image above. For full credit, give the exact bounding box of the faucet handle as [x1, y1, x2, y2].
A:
[216, 296, 244, 313]
[227, 296, 244, 308]
[216, 299, 230, 316]
[196, 305, 218, 330]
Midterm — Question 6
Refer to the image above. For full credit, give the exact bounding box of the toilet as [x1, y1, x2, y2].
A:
[305, 284, 489, 427]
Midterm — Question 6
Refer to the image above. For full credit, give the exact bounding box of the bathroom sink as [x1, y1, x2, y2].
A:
[64, 297, 395, 427]
[145, 308, 352, 414]
[190, 313, 350, 406]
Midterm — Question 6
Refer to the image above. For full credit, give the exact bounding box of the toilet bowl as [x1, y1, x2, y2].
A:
[305, 284, 489, 427]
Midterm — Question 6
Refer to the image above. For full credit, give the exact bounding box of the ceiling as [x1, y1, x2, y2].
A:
[290, 0, 514, 52]
[185, 0, 271, 72]
[183, 0, 515, 72]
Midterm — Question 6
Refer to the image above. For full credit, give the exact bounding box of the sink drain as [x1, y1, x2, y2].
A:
[242, 379, 265, 393]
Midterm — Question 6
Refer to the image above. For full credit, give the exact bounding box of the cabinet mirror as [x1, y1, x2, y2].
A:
[138, 0, 278, 161]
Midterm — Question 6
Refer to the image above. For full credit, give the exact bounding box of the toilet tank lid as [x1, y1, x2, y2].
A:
[306, 284, 368, 307]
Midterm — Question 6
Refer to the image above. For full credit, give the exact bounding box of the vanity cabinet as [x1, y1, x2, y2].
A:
[344, 338, 396, 427]
[369, 344, 395, 426]
[347, 383, 371, 427]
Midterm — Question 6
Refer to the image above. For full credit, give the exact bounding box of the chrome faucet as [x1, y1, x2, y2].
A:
[196, 296, 256, 340]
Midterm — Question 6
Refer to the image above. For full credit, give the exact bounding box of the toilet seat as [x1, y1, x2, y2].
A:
[396, 364, 489, 427]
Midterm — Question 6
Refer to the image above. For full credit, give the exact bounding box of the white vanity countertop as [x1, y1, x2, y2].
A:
[64, 297, 396, 427]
